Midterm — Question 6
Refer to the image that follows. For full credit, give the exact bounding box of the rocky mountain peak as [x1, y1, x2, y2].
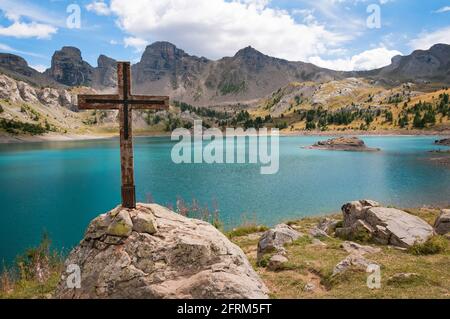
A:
[97, 54, 116, 68]
[0, 53, 28, 68]
[427, 43, 450, 62]
[96, 55, 117, 88]
[1, 42, 449, 105]
[391, 55, 403, 66]
[367, 43, 450, 83]
[133, 41, 209, 87]
[140, 41, 187, 65]
[0, 53, 33, 77]
[232, 46, 275, 73]
[429, 43, 450, 53]
[234, 46, 264, 58]
[57, 46, 83, 61]
[46, 46, 94, 86]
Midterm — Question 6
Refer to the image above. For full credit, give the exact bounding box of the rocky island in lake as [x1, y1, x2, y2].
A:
[305, 137, 381, 152]
[435, 138, 450, 146]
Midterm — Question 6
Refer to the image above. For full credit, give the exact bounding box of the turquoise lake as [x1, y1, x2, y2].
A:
[1, 136, 450, 263]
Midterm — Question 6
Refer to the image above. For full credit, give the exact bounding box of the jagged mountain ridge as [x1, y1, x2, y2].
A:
[43, 47, 118, 88]
[0, 54, 58, 88]
[129, 42, 344, 105]
[1, 42, 449, 106]
[360, 43, 450, 84]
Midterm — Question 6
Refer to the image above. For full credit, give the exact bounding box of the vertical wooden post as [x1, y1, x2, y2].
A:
[118, 62, 136, 209]
[78, 61, 169, 210]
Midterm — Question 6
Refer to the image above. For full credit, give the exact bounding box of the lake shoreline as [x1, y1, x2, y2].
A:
[1, 129, 450, 144]
[0, 133, 116, 144]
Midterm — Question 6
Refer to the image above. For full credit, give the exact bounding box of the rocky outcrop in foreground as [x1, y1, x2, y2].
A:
[305, 137, 380, 152]
[336, 200, 434, 248]
[257, 224, 301, 270]
[55, 204, 268, 299]
[0, 74, 77, 110]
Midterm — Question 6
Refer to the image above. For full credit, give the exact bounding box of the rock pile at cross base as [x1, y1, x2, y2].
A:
[54, 204, 269, 299]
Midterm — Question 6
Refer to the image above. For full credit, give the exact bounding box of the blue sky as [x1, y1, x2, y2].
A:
[0, 0, 449, 72]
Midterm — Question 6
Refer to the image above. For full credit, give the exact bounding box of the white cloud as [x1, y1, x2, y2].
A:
[124, 37, 148, 53]
[86, 1, 112, 16]
[0, 0, 64, 27]
[30, 64, 48, 73]
[104, 0, 350, 61]
[292, 8, 317, 25]
[328, 0, 392, 4]
[309, 47, 402, 71]
[436, 6, 450, 13]
[0, 0, 58, 39]
[0, 21, 57, 39]
[298, 0, 367, 33]
[0, 43, 46, 58]
[409, 26, 450, 50]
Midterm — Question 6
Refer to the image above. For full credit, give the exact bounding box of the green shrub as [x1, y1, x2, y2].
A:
[15, 233, 61, 282]
[0, 118, 48, 135]
[351, 229, 373, 243]
[408, 236, 448, 256]
[257, 254, 272, 268]
[305, 120, 316, 130]
[0, 233, 64, 299]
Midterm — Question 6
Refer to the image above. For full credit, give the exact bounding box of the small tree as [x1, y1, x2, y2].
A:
[423, 110, 436, 125]
[305, 121, 316, 130]
[385, 111, 393, 123]
[413, 112, 425, 128]
[398, 114, 409, 128]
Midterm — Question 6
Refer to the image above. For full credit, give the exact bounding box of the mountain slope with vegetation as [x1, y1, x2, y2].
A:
[1, 42, 450, 139]
[252, 78, 450, 133]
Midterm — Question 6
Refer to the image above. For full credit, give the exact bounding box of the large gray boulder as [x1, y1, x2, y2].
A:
[257, 224, 301, 262]
[434, 209, 450, 235]
[55, 204, 268, 299]
[336, 200, 434, 248]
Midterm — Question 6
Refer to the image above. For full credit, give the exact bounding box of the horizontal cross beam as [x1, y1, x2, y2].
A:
[78, 95, 170, 110]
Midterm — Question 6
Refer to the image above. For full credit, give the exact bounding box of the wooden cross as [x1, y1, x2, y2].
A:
[78, 62, 169, 209]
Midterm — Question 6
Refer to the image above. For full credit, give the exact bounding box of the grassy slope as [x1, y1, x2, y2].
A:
[1, 208, 448, 299]
[252, 80, 450, 132]
[2, 75, 450, 138]
[231, 208, 450, 299]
